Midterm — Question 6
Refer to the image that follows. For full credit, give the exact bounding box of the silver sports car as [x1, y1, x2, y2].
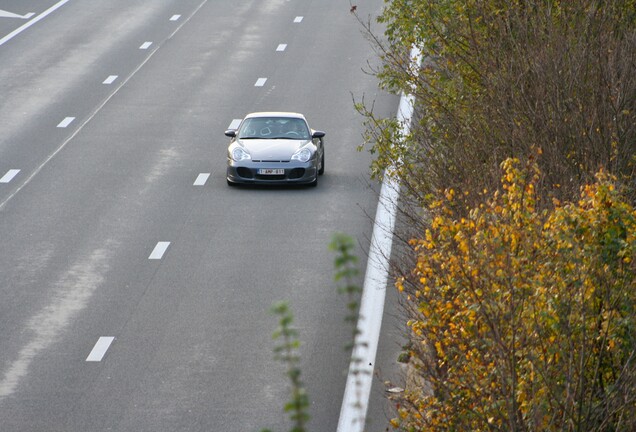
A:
[225, 112, 325, 187]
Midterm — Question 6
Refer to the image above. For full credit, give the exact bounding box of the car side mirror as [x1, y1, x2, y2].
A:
[312, 131, 325, 138]
[224, 130, 237, 138]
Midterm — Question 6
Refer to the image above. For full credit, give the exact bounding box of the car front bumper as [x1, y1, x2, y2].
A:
[226, 159, 318, 185]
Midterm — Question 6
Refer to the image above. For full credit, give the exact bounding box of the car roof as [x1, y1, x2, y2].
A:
[243, 112, 307, 120]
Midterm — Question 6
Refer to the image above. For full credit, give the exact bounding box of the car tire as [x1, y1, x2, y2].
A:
[318, 152, 325, 175]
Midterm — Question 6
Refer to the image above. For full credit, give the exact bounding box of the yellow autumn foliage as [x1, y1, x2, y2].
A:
[392, 159, 636, 431]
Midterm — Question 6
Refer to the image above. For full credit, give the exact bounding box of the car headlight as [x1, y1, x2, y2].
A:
[231, 147, 251, 161]
[291, 147, 312, 163]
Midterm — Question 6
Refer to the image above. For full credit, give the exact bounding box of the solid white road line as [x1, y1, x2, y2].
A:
[0, 10, 35, 19]
[293, 16, 303, 23]
[0, 169, 20, 183]
[228, 119, 242, 130]
[337, 46, 422, 432]
[139, 41, 153, 50]
[86, 337, 115, 362]
[276, 44, 287, 52]
[103, 75, 118, 84]
[149, 241, 170, 260]
[193, 173, 210, 186]
[57, 117, 75, 128]
[170, 14, 181, 21]
[254, 78, 267, 87]
[0, 0, 70, 46]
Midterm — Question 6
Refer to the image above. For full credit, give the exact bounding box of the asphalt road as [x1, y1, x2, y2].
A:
[0, 1, 400, 431]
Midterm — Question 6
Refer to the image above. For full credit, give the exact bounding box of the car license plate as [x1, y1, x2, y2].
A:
[257, 168, 285, 175]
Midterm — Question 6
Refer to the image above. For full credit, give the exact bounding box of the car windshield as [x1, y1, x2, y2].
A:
[237, 117, 311, 140]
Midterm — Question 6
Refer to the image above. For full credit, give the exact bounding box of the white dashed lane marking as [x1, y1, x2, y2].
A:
[139, 41, 152, 50]
[149, 242, 170, 260]
[254, 78, 267, 87]
[86, 337, 114, 362]
[294, 16, 303, 23]
[276, 44, 287, 52]
[103, 75, 118, 84]
[0, 169, 20, 183]
[57, 117, 75, 128]
[170, 14, 181, 21]
[193, 173, 210, 186]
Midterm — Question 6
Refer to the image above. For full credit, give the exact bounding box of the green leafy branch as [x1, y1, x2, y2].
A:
[264, 302, 310, 432]
[266, 233, 365, 432]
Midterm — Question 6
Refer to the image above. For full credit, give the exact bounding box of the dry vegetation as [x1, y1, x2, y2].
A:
[354, 1, 636, 430]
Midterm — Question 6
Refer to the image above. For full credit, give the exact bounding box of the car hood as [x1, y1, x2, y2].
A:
[238, 139, 311, 160]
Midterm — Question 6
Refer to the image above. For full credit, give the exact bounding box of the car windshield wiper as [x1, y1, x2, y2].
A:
[239, 136, 261, 139]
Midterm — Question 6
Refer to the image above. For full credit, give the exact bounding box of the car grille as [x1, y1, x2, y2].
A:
[255, 174, 285, 180]
[252, 160, 290, 163]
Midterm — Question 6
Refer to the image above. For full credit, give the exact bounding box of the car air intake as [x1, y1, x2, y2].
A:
[237, 167, 254, 179]
[288, 168, 305, 179]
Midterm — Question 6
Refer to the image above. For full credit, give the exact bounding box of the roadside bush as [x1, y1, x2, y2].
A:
[391, 158, 636, 431]
[356, 0, 636, 208]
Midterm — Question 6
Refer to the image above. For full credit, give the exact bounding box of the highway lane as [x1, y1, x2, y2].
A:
[0, 0, 399, 430]
[0, 0, 206, 203]
[0, 1, 58, 43]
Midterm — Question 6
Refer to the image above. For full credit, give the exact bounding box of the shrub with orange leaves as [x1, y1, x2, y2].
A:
[392, 158, 636, 431]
